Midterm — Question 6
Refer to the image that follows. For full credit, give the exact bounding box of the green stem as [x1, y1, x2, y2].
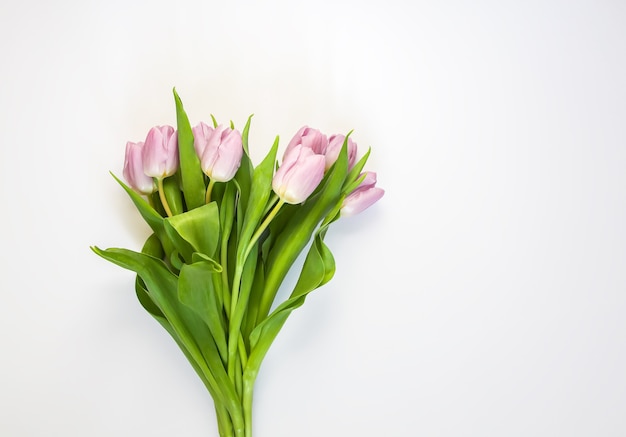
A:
[227, 264, 245, 382]
[157, 178, 173, 217]
[221, 214, 232, 318]
[243, 369, 257, 437]
[206, 179, 216, 204]
[215, 403, 234, 437]
[227, 199, 285, 388]
[244, 199, 284, 261]
[238, 333, 248, 368]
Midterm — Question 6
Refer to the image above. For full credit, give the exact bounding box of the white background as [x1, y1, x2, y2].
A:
[1, 1, 625, 436]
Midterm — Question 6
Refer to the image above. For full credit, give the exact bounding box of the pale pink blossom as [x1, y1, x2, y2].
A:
[325, 134, 358, 171]
[141, 125, 179, 179]
[123, 141, 156, 195]
[284, 126, 328, 157]
[193, 122, 243, 182]
[272, 145, 325, 204]
[340, 172, 384, 217]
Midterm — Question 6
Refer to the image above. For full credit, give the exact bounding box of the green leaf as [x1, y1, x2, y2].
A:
[343, 146, 371, 194]
[111, 172, 165, 237]
[191, 252, 223, 271]
[178, 262, 228, 362]
[236, 136, 279, 263]
[241, 254, 265, 344]
[246, 228, 335, 375]
[91, 246, 243, 422]
[241, 114, 254, 155]
[174, 88, 205, 210]
[164, 202, 221, 262]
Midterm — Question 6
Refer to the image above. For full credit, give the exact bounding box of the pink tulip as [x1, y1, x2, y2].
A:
[141, 125, 179, 179]
[272, 145, 326, 204]
[284, 126, 328, 157]
[325, 134, 358, 171]
[123, 141, 156, 195]
[340, 172, 384, 217]
[192, 122, 243, 182]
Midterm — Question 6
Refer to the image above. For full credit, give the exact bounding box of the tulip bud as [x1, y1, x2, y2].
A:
[123, 141, 156, 195]
[141, 125, 179, 179]
[192, 122, 243, 182]
[272, 145, 326, 204]
[325, 134, 358, 171]
[284, 126, 328, 157]
[340, 172, 384, 217]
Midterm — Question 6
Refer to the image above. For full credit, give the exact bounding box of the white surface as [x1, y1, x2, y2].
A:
[1, 1, 625, 436]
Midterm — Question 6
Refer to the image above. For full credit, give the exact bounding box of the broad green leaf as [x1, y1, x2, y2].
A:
[246, 229, 334, 382]
[174, 88, 205, 210]
[164, 202, 221, 261]
[179, 262, 228, 362]
[191, 252, 222, 271]
[135, 276, 165, 319]
[91, 246, 243, 422]
[141, 232, 164, 259]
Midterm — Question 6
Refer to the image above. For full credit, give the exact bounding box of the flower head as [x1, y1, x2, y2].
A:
[123, 141, 156, 195]
[341, 171, 384, 217]
[325, 134, 358, 171]
[193, 122, 243, 182]
[141, 125, 179, 179]
[272, 145, 326, 204]
[284, 126, 328, 157]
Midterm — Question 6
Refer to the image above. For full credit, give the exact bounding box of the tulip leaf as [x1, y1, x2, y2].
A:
[343, 146, 371, 194]
[174, 88, 205, 210]
[178, 262, 228, 362]
[241, 254, 265, 343]
[236, 136, 279, 263]
[111, 172, 165, 236]
[246, 227, 334, 374]
[192, 252, 223, 271]
[135, 276, 165, 319]
[241, 114, 253, 155]
[90, 246, 241, 416]
[164, 202, 221, 261]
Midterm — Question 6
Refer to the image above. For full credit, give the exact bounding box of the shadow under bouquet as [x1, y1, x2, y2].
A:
[92, 89, 384, 437]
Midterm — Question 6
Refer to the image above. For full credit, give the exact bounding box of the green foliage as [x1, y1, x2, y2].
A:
[92, 91, 377, 437]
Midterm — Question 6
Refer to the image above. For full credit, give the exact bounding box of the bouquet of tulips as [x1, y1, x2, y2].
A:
[92, 89, 384, 437]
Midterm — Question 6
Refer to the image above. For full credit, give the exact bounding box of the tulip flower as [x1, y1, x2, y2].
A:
[140, 125, 179, 217]
[340, 171, 385, 217]
[123, 141, 156, 195]
[141, 125, 179, 179]
[284, 126, 328, 157]
[272, 144, 326, 204]
[325, 134, 358, 171]
[193, 122, 243, 182]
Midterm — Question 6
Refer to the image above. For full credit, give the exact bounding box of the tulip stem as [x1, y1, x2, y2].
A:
[226, 198, 285, 389]
[244, 198, 285, 261]
[206, 179, 216, 204]
[157, 178, 173, 217]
